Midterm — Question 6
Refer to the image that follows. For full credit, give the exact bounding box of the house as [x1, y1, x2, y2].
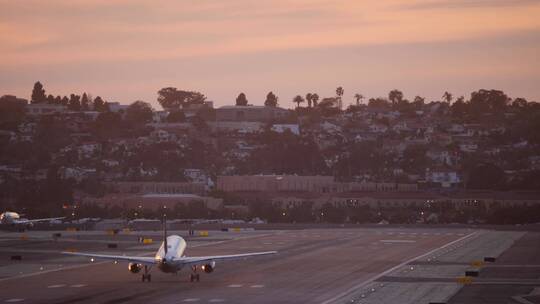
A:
[59, 167, 97, 182]
[77, 142, 102, 159]
[368, 123, 388, 133]
[184, 169, 208, 183]
[271, 124, 300, 135]
[425, 170, 461, 188]
[107, 102, 129, 113]
[216, 105, 288, 122]
[152, 111, 169, 123]
[150, 129, 177, 143]
[25, 104, 66, 115]
[459, 143, 478, 153]
[427, 148, 453, 165]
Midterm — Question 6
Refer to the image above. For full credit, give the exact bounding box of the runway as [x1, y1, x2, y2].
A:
[0, 227, 522, 303]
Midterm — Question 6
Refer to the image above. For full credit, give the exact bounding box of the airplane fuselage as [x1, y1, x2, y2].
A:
[0, 212, 22, 225]
[155, 235, 187, 273]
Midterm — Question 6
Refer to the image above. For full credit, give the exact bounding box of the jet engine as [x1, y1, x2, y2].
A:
[128, 263, 142, 273]
[201, 261, 216, 273]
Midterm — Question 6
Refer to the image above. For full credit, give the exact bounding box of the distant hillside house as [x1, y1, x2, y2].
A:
[216, 105, 288, 122]
[25, 104, 66, 115]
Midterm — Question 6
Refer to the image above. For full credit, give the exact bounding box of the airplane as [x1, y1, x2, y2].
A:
[0, 211, 64, 229]
[63, 216, 277, 282]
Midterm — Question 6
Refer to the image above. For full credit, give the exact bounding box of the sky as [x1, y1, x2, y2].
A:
[1, 0, 539, 109]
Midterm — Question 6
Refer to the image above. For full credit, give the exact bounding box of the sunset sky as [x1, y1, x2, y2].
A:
[1, 0, 539, 109]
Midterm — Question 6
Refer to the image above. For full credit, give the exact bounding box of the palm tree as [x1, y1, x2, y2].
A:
[354, 93, 364, 106]
[388, 89, 403, 105]
[442, 91, 453, 104]
[336, 86, 344, 109]
[293, 95, 305, 108]
[312, 93, 319, 107]
[306, 93, 313, 108]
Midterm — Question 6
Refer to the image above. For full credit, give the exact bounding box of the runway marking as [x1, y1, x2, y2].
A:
[182, 298, 200, 302]
[47, 284, 66, 288]
[380, 240, 416, 243]
[208, 299, 225, 303]
[250, 284, 265, 288]
[263, 242, 273, 245]
[70, 284, 86, 288]
[228, 284, 243, 288]
[320, 231, 479, 304]
[4, 299, 24, 303]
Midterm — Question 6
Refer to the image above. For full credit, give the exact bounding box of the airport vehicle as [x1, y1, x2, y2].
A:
[63, 217, 276, 282]
[0, 211, 64, 228]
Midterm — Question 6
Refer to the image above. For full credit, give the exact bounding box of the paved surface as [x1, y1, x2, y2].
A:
[448, 232, 540, 304]
[0, 227, 528, 304]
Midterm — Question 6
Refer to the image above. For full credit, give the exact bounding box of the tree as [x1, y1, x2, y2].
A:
[31, 81, 46, 104]
[368, 97, 390, 108]
[512, 97, 528, 109]
[93, 111, 124, 139]
[236, 93, 248, 106]
[470, 89, 510, 115]
[0, 95, 27, 130]
[157, 87, 206, 111]
[354, 93, 364, 106]
[442, 91, 453, 103]
[293, 95, 305, 108]
[311, 93, 319, 107]
[93, 96, 108, 112]
[126, 100, 153, 124]
[388, 89, 403, 105]
[318, 97, 337, 108]
[413, 96, 425, 108]
[167, 110, 186, 122]
[264, 91, 278, 107]
[61, 96, 69, 106]
[451, 96, 467, 119]
[336, 86, 344, 109]
[54, 95, 62, 105]
[81, 93, 90, 111]
[305, 93, 313, 108]
[466, 163, 506, 190]
[68, 94, 81, 111]
[46, 94, 55, 104]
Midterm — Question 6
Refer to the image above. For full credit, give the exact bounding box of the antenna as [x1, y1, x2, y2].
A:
[163, 212, 168, 255]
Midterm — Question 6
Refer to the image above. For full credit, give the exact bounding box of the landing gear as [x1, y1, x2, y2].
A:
[189, 266, 200, 282]
[141, 265, 152, 282]
[142, 274, 152, 282]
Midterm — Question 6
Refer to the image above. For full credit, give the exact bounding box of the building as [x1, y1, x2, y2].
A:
[216, 105, 288, 122]
[25, 104, 66, 115]
[81, 193, 223, 211]
[217, 175, 334, 192]
[106, 181, 206, 196]
[271, 124, 300, 135]
[425, 170, 461, 188]
[107, 102, 129, 113]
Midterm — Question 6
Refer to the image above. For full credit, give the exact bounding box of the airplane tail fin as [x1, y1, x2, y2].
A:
[163, 213, 168, 255]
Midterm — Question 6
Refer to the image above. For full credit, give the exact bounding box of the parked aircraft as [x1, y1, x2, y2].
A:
[0, 211, 64, 229]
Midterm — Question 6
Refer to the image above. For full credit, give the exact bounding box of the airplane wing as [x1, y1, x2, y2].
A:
[177, 251, 277, 266]
[15, 217, 65, 224]
[62, 251, 157, 265]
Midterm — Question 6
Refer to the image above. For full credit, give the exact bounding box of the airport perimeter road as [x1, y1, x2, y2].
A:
[0, 228, 474, 304]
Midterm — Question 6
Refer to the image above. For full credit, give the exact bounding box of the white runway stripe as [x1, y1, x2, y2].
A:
[228, 284, 243, 288]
